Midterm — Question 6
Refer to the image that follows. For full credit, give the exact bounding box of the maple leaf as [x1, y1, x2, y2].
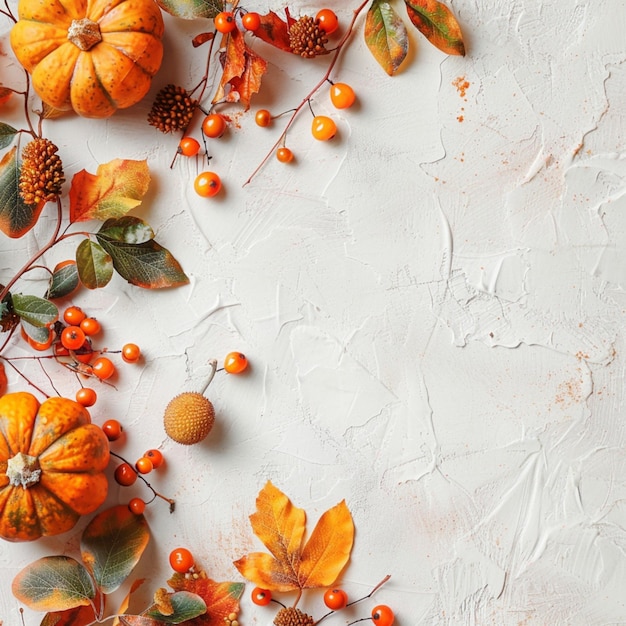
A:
[252, 11, 293, 52]
[233, 482, 354, 592]
[167, 570, 244, 625]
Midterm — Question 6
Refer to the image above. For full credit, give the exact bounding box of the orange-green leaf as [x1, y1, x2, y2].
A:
[297, 500, 354, 588]
[95, 232, 189, 289]
[168, 571, 244, 625]
[364, 0, 409, 76]
[143, 591, 207, 623]
[76, 239, 113, 289]
[155, 0, 222, 19]
[80, 505, 150, 595]
[12, 556, 95, 612]
[0, 147, 45, 238]
[41, 590, 102, 626]
[405, 0, 465, 55]
[46, 261, 80, 299]
[253, 11, 292, 52]
[234, 482, 355, 592]
[69, 159, 151, 223]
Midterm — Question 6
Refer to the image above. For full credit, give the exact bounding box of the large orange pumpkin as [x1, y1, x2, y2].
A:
[10, 0, 164, 118]
[0, 391, 110, 541]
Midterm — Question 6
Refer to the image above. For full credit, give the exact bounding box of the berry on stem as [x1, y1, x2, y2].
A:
[63, 305, 86, 326]
[114, 462, 138, 486]
[102, 419, 123, 441]
[276, 147, 294, 163]
[194, 171, 222, 198]
[73, 340, 94, 363]
[169, 547, 194, 573]
[80, 317, 101, 336]
[92, 356, 116, 380]
[202, 113, 227, 138]
[242, 11, 261, 31]
[178, 136, 201, 156]
[330, 82, 356, 109]
[75, 387, 97, 407]
[128, 497, 146, 515]
[311, 115, 337, 141]
[214, 11, 236, 33]
[61, 326, 86, 351]
[224, 352, 248, 374]
[122, 343, 141, 363]
[251, 587, 272, 606]
[255, 109, 272, 127]
[371, 605, 394, 626]
[144, 449, 164, 469]
[316, 9, 339, 35]
[324, 588, 348, 610]
[135, 456, 154, 474]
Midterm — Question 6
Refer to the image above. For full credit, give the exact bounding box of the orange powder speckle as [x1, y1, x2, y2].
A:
[452, 75, 470, 99]
[457, 115, 464, 122]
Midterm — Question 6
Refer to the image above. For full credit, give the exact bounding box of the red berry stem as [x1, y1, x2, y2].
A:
[109, 450, 176, 513]
[200, 358, 218, 394]
[243, 0, 370, 186]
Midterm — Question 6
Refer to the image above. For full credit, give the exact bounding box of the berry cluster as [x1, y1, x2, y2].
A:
[171, 7, 354, 192]
[20, 301, 141, 407]
[250, 582, 394, 626]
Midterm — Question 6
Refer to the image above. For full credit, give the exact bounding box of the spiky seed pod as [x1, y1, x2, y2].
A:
[163, 391, 215, 445]
[273, 607, 315, 626]
[19, 138, 65, 205]
[289, 16, 328, 58]
[147, 84, 198, 133]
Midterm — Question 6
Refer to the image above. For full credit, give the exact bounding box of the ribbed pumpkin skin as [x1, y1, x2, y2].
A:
[0, 392, 110, 541]
[10, 0, 164, 118]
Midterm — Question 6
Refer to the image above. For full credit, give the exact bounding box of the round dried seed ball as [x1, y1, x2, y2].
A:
[163, 392, 215, 445]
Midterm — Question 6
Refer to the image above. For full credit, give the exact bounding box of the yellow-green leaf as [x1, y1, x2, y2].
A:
[76, 239, 113, 290]
[80, 505, 150, 595]
[69, 159, 151, 223]
[0, 147, 45, 238]
[364, 0, 409, 76]
[405, 0, 465, 55]
[12, 556, 95, 612]
[156, 0, 222, 19]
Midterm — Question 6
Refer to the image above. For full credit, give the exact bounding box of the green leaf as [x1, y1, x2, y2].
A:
[0, 146, 46, 238]
[99, 216, 155, 244]
[0, 123, 18, 149]
[21, 320, 51, 343]
[76, 239, 113, 289]
[96, 235, 189, 289]
[143, 591, 207, 623]
[46, 262, 80, 299]
[155, 0, 223, 19]
[405, 0, 465, 55]
[12, 293, 58, 327]
[12, 556, 96, 612]
[80, 505, 150, 595]
[364, 0, 409, 76]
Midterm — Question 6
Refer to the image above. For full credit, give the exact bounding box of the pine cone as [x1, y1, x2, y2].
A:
[147, 84, 197, 133]
[289, 16, 328, 58]
[273, 607, 315, 626]
[19, 138, 65, 205]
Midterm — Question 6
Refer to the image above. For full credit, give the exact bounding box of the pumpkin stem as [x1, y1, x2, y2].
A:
[67, 18, 102, 51]
[6, 452, 41, 488]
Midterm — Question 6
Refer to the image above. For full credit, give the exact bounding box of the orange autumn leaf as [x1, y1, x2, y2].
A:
[69, 159, 151, 224]
[227, 49, 267, 109]
[253, 11, 293, 52]
[167, 571, 244, 625]
[234, 482, 354, 592]
[405, 0, 466, 56]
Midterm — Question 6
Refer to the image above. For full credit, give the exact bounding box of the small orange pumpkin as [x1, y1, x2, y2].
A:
[10, 0, 164, 118]
[0, 391, 110, 541]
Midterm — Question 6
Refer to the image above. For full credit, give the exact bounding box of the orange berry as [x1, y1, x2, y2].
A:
[214, 11, 236, 33]
[311, 115, 337, 141]
[80, 317, 101, 336]
[61, 325, 86, 350]
[73, 340, 94, 363]
[316, 8, 339, 34]
[144, 449, 164, 469]
[75, 387, 97, 407]
[102, 419, 123, 441]
[255, 109, 272, 127]
[114, 462, 138, 486]
[121, 343, 141, 363]
[135, 456, 154, 474]
[128, 497, 146, 515]
[194, 171, 222, 198]
[92, 356, 116, 380]
[178, 136, 201, 156]
[224, 351, 248, 374]
[330, 82, 356, 109]
[169, 547, 194, 573]
[202, 113, 226, 138]
[276, 147, 294, 163]
[63, 305, 86, 325]
[242, 11, 261, 31]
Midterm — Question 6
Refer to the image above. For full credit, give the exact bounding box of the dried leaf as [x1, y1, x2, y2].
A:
[0, 147, 45, 238]
[192, 31, 214, 47]
[252, 11, 292, 52]
[364, 0, 409, 76]
[12, 556, 96, 612]
[40, 590, 102, 626]
[168, 571, 244, 625]
[80, 505, 150, 595]
[155, 0, 222, 19]
[213, 28, 247, 104]
[227, 49, 268, 110]
[405, 0, 465, 55]
[69, 159, 151, 223]
[234, 482, 354, 592]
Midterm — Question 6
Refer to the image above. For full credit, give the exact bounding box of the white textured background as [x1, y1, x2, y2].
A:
[2, 1, 626, 624]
